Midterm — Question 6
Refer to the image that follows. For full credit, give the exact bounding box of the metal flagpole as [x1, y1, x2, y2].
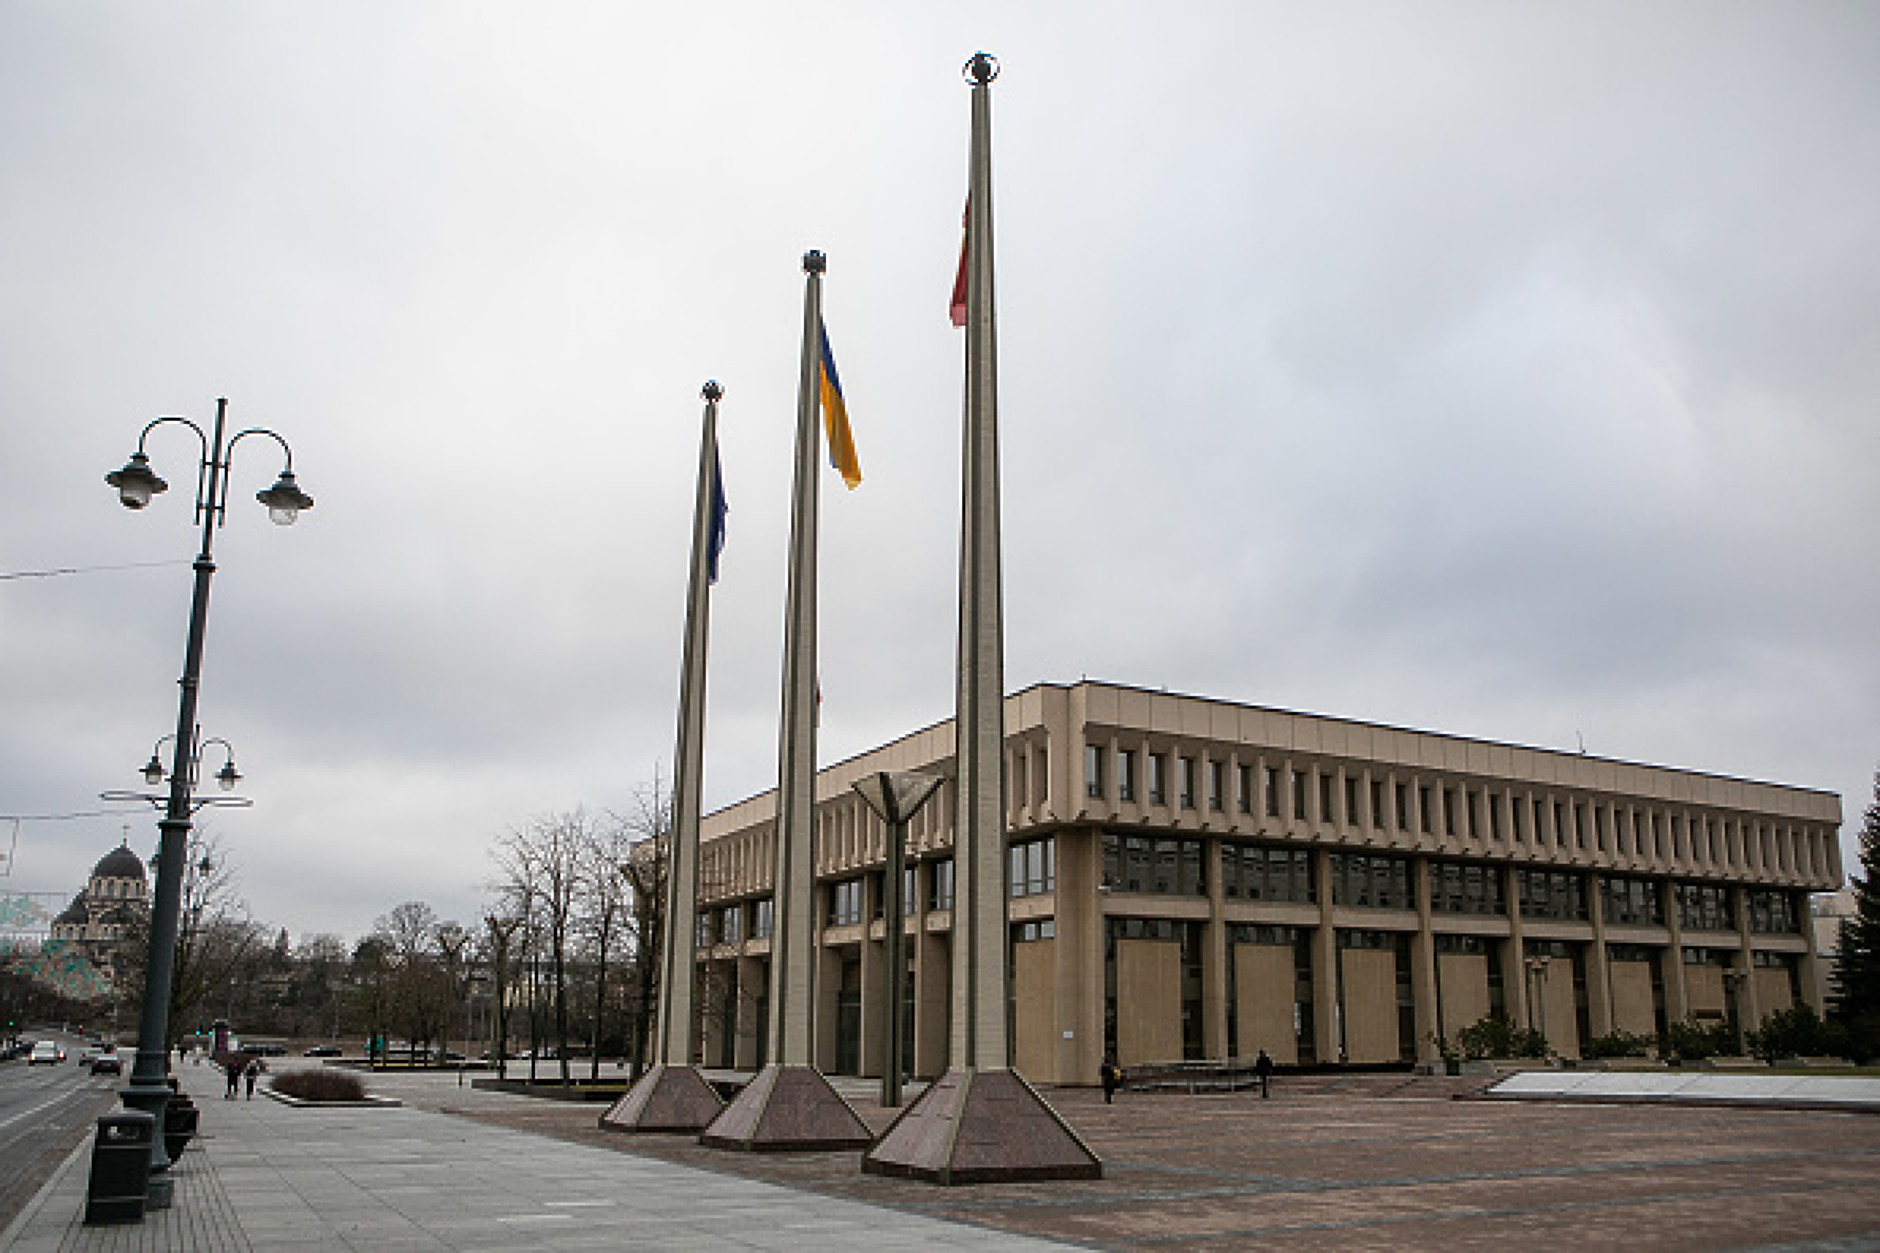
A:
[863, 52, 1100, 1185]
[700, 252, 868, 1151]
[600, 382, 728, 1132]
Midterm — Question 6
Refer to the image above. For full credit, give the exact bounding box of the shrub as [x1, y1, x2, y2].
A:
[270, 1068, 369, 1102]
[1746, 1004, 1845, 1063]
[1660, 1018, 1734, 1062]
[1582, 1029, 1657, 1060]
[1454, 1014, 1549, 1060]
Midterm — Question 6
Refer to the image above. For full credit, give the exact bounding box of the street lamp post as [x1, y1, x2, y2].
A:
[99, 398, 310, 1211]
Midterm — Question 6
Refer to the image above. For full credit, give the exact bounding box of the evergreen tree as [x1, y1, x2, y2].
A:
[1831, 770, 1880, 1061]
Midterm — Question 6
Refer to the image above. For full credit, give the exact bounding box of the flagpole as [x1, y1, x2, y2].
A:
[700, 252, 869, 1152]
[657, 380, 723, 1069]
[770, 250, 825, 1069]
[600, 382, 728, 1133]
[863, 51, 1100, 1185]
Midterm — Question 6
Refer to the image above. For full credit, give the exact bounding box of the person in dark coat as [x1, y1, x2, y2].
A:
[244, 1058, 261, 1099]
[1099, 1055, 1122, 1104]
[1254, 1049, 1274, 1099]
[224, 1056, 241, 1099]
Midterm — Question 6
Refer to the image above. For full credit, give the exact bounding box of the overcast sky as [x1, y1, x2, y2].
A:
[3, 2, 1875, 944]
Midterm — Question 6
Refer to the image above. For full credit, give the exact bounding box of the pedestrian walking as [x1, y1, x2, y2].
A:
[224, 1058, 240, 1100]
[1254, 1049, 1274, 1099]
[244, 1058, 261, 1099]
[1100, 1055, 1122, 1105]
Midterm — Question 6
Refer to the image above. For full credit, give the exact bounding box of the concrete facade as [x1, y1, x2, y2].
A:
[691, 681, 1842, 1080]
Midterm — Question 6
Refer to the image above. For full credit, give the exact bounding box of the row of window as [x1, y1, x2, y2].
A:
[1080, 743, 1831, 880]
[695, 843, 1804, 944]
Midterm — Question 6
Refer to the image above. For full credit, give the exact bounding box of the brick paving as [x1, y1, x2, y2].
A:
[410, 1072, 1880, 1251]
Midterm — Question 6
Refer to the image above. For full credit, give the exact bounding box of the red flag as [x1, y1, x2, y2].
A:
[949, 196, 969, 328]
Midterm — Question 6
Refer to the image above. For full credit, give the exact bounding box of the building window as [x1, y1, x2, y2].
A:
[1009, 837, 1055, 898]
[1430, 861, 1505, 915]
[1678, 883, 1734, 932]
[1084, 744, 1103, 800]
[1396, 782, 1410, 831]
[1517, 869, 1588, 921]
[721, 905, 744, 944]
[827, 878, 863, 927]
[1747, 888, 1800, 934]
[1013, 919, 1055, 942]
[1208, 759, 1225, 812]
[1101, 832, 1206, 895]
[1117, 748, 1137, 802]
[1293, 770, 1309, 821]
[1178, 756, 1197, 809]
[753, 897, 774, 939]
[1329, 853, 1412, 910]
[1443, 786, 1457, 837]
[1319, 772, 1335, 824]
[1265, 767, 1281, 818]
[1371, 779, 1386, 829]
[1600, 875, 1665, 927]
[1148, 754, 1168, 806]
[1345, 776, 1361, 829]
[929, 859, 955, 911]
[1221, 843, 1316, 903]
[904, 867, 919, 915]
[1236, 763, 1253, 814]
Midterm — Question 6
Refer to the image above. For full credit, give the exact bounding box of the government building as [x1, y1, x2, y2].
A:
[687, 681, 1843, 1083]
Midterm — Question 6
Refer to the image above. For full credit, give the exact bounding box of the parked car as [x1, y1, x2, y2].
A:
[89, 1049, 123, 1076]
[304, 1045, 342, 1057]
[28, 1041, 65, 1065]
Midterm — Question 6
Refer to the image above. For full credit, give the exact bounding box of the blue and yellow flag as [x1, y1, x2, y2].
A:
[818, 320, 862, 490]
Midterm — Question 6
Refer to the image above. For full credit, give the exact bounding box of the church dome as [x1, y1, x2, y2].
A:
[92, 842, 148, 882]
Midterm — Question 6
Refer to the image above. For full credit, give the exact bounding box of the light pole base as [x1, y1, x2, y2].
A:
[146, 1174, 174, 1210]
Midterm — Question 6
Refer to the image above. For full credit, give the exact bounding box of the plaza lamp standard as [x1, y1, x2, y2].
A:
[97, 398, 311, 1212]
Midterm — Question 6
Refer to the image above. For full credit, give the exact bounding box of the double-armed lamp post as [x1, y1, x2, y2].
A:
[100, 398, 310, 1209]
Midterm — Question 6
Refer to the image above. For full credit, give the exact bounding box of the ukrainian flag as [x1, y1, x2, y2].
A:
[819, 320, 862, 490]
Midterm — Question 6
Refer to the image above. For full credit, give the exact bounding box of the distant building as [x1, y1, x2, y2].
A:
[1812, 887, 1857, 1011]
[46, 841, 149, 987]
[689, 680, 1842, 1080]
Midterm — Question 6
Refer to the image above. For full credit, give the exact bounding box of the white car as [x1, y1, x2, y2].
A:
[28, 1041, 65, 1065]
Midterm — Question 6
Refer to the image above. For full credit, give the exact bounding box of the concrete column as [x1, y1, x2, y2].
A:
[1203, 836, 1228, 1058]
[1312, 847, 1339, 1062]
[1585, 872, 1613, 1039]
[1058, 828, 1105, 1085]
[1733, 885, 1761, 1028]
[1505, 863, 1529, 1029]
[1662, 878, 1690, 1024]
[1411, 856, 1439, 1061]
[858, 875, 886, 1078]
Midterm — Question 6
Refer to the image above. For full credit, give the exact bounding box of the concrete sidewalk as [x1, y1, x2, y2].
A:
[0, 1066, 1072, 1251]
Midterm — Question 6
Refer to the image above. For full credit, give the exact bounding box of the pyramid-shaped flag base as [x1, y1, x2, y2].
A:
[862, 1067, 1102, 1185]
[597, 1063, 723, 1134]
[697, 1062, 871, 1152]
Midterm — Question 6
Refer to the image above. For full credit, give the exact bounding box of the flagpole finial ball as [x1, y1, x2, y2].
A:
[964, 52, 999, 85]
[802, 250, 827, 275]
[702, 380, 723, 402]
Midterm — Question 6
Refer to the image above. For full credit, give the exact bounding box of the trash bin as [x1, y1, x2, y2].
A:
[84, 1110, 155, 1226]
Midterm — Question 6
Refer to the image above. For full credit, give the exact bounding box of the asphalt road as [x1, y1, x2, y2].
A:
[0, 1036, 121, 1232]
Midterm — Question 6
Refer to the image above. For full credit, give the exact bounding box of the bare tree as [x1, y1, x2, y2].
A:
[491, 811, 589, 1085]
[114, 828, 263, 1052]
[618, 778, 670, 1080]
[372, 900, 449, 1062]
[578, 812, 634, 1080]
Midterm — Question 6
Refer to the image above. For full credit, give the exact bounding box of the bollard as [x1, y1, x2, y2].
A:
[83, 1110, 156, 1225]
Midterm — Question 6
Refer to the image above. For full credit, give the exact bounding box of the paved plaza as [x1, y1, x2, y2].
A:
[6, 1064, 1880, 1250]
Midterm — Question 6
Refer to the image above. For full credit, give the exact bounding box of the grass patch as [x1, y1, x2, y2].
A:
[271, 1069, 370, 1102]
